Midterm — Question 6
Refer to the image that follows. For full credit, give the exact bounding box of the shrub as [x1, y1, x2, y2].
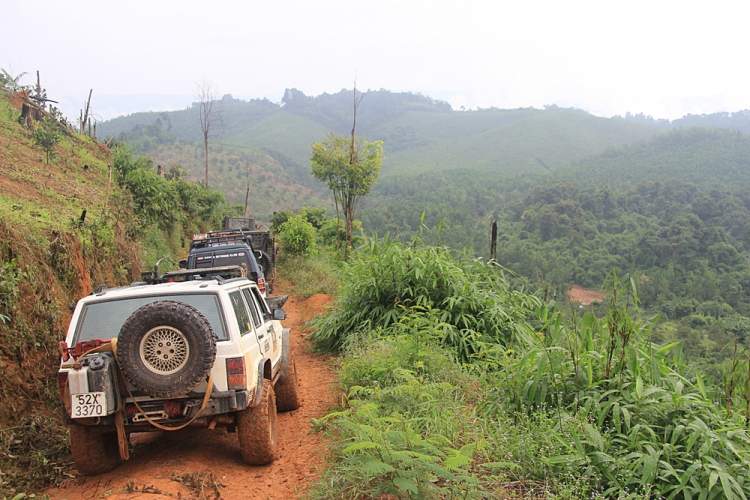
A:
[307, 235, 540, 357]
[279, 211, 317, 256]
[33, 116, 61, 164]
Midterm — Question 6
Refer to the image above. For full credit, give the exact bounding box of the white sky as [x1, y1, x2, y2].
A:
[3, 0, 749, 121]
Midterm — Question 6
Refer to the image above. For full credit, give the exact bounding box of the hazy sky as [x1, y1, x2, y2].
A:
[3, 0, 748, 121]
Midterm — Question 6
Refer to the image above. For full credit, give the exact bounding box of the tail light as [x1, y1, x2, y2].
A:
[226, 357, 247, 391]
[57, 371, 68, 398]
[59, 341, 70, 361]
[257, 277, 266, 295]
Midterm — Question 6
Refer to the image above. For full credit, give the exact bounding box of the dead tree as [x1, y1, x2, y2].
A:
[196, 79, 218, 189]
[17, 90, 44, 131]
[349, 79, 365, 164]
[81, 89, 92, 135]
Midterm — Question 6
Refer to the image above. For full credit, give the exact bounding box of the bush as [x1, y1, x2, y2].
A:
[33, 116, 61, 164]
[307, 235, 540, 357]
[279, 211, 317, 256]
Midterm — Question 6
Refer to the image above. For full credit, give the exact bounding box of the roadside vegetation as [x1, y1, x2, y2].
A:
[272, 207, 343, 298]
[296, 230, 750, 499]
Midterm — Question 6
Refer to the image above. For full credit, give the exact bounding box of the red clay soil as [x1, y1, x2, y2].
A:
[566, 284, 607, 306]
[45, 288, 337, 500]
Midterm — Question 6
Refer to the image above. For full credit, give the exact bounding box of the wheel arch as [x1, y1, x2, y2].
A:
[251, 357, 272, 407]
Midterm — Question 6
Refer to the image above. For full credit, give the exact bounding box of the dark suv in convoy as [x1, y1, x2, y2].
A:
[180, 218, 277, 296]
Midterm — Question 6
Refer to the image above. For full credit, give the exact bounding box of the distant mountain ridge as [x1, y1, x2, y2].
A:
[622, 109, 750, 134]
[99, 89, 667, 180]
[98, 89, 750, 213]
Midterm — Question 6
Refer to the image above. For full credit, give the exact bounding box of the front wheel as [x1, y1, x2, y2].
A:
[69, 424, 120, 475]
[237, 383, 278, 465]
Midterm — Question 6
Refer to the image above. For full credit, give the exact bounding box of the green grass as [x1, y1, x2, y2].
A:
[277, 251, 341, 299]
[308, 329, 608, 499]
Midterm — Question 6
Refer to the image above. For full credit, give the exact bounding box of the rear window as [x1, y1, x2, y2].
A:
[74, 293, 227, 344]
[194, 250, 253, 269]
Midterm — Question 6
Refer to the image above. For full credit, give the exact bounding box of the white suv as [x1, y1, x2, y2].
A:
[57, 266, 300, 475]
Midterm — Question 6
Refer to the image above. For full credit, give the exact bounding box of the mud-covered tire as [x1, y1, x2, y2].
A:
[69, 424, 120, 475]
[117, 300, 217, 398]
[237, 383, 278, 465]
[275, 354, 301, 412]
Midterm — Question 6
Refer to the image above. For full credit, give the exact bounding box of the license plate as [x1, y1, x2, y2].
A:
[71, 392, 106, 418]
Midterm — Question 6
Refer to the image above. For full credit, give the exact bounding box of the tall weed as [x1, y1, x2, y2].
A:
[307, 236, 540, 358]
[484, 269, 750, 499]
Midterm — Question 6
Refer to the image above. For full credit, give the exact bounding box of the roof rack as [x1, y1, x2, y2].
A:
[141, 265, 247, 284]
[189, 229, 257, 251]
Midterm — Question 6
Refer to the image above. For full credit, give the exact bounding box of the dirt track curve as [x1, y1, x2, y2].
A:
[45, 287, 337, 500]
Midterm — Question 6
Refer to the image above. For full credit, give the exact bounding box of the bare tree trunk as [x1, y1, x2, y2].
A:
[196, 79, 218, 190]
[204, 135, 209, 188]
[35, 71, 41, 105]
[350, 87, 357, 164]
[82, 89, 92, 135]
[345, 81, 366, 261]
[244, 185, 250, 217]
[344, 201, 353, 262]
[334, 192, 341, 251]
[490, 220, 497, 262]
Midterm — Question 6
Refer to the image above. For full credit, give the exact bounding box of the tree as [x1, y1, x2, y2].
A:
[34, 116, 61, 164]
[311, 132, 383, 260]
[195, 79, 219, 189]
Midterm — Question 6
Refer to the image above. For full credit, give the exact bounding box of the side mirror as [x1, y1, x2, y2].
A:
[179, 259, 188, 269]
[273, 309, 286, 321]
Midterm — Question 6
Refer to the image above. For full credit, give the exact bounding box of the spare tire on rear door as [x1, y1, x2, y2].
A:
[117, 300, 217, 398]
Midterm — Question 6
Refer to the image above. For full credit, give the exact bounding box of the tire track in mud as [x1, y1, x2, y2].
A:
[46, 287, 337, 500]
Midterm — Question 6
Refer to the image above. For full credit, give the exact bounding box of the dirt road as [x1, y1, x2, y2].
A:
[45, 289, 337, 500]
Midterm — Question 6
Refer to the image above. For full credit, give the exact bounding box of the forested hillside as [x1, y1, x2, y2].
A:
[98, 90, 663, 196]
[564, 128, 750, 189]
[624, 109, 750, 133]
[359, 127, 750, 369]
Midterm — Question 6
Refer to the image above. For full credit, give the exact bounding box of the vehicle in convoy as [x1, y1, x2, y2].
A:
[57, 266, 299, 475]
[181, 217, 277, 296]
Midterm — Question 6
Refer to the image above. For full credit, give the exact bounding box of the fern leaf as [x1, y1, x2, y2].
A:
[342, 441, 381, 454]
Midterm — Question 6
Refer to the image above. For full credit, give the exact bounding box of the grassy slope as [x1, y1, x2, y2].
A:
[560, 127, 750, 190]
[376, 108, 663, 175]
[0, 97, 113, 230]
[141, 139, 331, 218]
[224, 110, 331, 167]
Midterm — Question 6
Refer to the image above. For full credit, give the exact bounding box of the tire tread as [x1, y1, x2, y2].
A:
[237, 383, 278, 464]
